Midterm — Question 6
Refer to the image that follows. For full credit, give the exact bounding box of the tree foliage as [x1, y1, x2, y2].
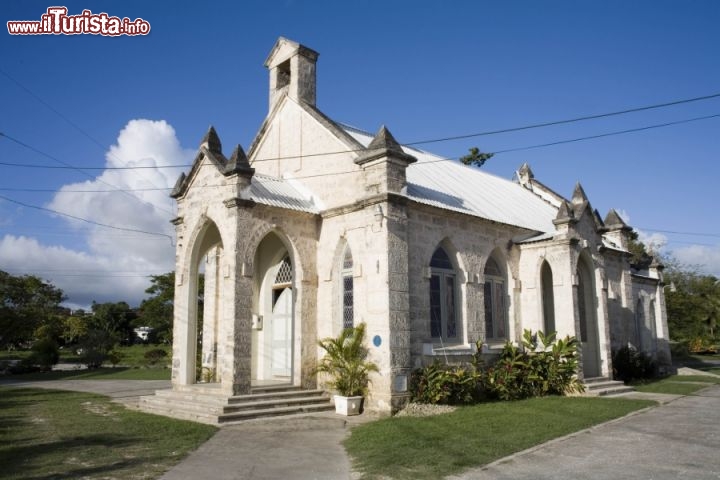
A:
[137, 272, 175, 343]
[0, 270, 66, 348]
[663, 260, 719, 346]
[459, 147, 494, 168]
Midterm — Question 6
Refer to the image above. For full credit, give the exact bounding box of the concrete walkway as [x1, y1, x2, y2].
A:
[451, 385, 720, 480]
[4, 378, 720, 479]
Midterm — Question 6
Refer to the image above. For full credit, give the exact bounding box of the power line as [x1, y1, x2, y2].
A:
[3, 111, 720, 174]
[493, 113, 720, 154]
[635, 227, 720, 239]
[0, 66, 167, 192]
[0, 194, 174, 245]
[0, 132, 176, 216]
[404, 92, 720, 146]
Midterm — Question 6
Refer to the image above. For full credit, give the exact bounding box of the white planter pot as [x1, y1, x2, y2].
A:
[333, 395, 363, 416]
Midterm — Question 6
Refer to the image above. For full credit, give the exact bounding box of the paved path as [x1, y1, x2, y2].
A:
[451, 385, 720, 480]
[0, 378, 171, 406]
[4, 378, 720, 479]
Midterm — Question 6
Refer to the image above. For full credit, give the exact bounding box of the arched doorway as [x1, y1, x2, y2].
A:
[253, 232, 295, 384]
[540, 261, 555, 334]
[181, 220, 223, 386]
[577, 253, 600, 377]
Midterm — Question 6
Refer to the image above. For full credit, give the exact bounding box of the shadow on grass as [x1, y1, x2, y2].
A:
[0, 434, 155, 480]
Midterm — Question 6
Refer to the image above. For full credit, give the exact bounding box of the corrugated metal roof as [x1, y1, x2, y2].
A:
[344, 127, 558, 233]
[244, 173, 318, 213]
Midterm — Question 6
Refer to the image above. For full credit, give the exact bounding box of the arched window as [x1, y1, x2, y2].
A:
[484, 257, 507, 340]
[272, 255, 292, 308]
[634, 298, 644, 349]
[429, 247, 458, 340]
[341, 247, 354, 330]
[541, 261, 556, 334]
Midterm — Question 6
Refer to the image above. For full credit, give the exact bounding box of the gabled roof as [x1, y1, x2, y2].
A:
[343, 126, 558, 233]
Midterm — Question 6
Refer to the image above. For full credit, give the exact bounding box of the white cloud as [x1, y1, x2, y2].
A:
[0, 119, 194, 308]
[671, 244, 720, 278]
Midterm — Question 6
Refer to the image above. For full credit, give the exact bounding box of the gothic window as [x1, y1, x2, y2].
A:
[429, 247, 458, 340]
[541, 261, 556, 334]
[272, 256, 292, 308]
[341, 247, 354, 330]
[484, 257, 507, 340]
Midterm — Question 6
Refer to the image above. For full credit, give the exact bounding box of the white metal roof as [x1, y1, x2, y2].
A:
[344, 127, 558, 233]
[244, 173, 318, 213]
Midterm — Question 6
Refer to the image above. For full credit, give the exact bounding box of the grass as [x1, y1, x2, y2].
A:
[632, 374, 720, 395]
[344, 396, 653, 479]
[4, 366, 171, 381]
[0, 387, 216, 480]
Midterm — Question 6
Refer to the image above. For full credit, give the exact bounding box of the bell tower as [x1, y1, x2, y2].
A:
[264, 37, 319, 111]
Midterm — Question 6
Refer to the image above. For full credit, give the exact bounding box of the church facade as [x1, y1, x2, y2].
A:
[167, 38, 671, 413]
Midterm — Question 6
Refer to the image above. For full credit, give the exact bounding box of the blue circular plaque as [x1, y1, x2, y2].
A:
[373, 335, 382, 347]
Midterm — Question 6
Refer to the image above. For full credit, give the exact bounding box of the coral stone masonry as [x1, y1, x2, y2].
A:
[143, 37, 671, 421]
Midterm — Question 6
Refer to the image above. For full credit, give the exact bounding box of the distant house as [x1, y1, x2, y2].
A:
[157, 38, 671, 416]
[133, 326, 153, 342]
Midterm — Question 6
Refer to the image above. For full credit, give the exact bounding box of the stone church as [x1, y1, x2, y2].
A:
[147, 37, 671, 419]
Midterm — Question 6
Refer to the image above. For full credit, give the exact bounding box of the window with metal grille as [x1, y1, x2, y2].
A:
[342, 248, 354, 330]
[484, 256, 507, 340]
[429, 247, 458, 340]
[274, 256, 292, 286]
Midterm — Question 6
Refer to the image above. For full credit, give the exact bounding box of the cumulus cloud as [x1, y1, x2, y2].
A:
[0, 119, 194, 308]
[671, 244, 720, 278]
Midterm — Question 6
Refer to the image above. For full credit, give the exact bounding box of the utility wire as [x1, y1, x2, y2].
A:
[2, 112, 719, 172]
[405, 92, 720, 146]
[0, 194, 174, 245]
[0, 132, 176, 216]
[0, 66, 166, 191]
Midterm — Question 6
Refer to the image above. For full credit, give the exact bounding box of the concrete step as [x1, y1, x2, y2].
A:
[218, 402, 335, 424]
[138, 386, 334, 425]
[583, 377, 635, 396]
[227, 389, 327, 405]
[223, 395, 331, 413]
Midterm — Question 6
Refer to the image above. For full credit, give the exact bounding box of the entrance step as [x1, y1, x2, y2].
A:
[583, 377, 635, 396]
[138, 385, 334, 425]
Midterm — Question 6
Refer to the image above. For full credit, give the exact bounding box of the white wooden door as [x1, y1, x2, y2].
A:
[271, 288, 292, 377]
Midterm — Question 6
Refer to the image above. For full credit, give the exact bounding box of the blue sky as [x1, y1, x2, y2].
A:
[1, 1, 719, 308]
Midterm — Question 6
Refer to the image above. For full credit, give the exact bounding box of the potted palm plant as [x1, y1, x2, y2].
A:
[316, 323, 379, 415]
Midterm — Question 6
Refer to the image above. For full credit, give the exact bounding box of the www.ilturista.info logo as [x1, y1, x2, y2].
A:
[7, 7, 151, 36]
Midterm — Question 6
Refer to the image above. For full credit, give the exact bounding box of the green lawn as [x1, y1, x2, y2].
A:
[344, 396, 653, 479]
[632, 374, 720, 395]
[0, 387, 216, 480]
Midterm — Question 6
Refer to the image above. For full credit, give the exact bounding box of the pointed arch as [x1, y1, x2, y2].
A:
[179, 217, 225, 386]
[577, 250, 600, 377]
[429, 244, 459, 341]
[341, 244, 354, 331]
[484, 249, 508, 340]
[253, 230, 299, 383]
[540, 260, 556, 334]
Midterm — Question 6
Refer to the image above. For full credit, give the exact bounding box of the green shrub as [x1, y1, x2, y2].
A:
[107, 349, 124, 367]
[483, 330, 584, 401]
[411, 330, 583, 405]
[27, 338, 60, 372]
[612, 346, 655, 382]
[143, 348, 168, 366]
[410, 363, 483, 405]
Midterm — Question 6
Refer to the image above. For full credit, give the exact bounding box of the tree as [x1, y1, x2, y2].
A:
[663, 259, 720, 348]
[90, 301, 136, 345]
[137, 273, 175, 344]
[0, 270, 66, 348]
[459, 147, 494, 168]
